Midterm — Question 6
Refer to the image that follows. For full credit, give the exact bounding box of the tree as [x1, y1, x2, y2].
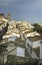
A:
[33, 23, 42, 33]
[0, 13, 4, 16]
[0, 13, 4, 19]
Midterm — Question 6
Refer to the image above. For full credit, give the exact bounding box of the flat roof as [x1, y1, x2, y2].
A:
[28, 36, 42, 42]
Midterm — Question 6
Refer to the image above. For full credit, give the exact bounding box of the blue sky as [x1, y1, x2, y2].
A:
[0, 0, 42, 23]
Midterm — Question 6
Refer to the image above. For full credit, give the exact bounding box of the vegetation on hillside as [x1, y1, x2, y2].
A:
[33, 23, 42, 33]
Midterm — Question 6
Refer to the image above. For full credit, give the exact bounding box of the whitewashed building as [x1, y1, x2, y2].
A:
[24, 31, 41, 48]
[40, 40, 42, 59]
[24, 33, 42, 59]
[28, 36, 41, 48]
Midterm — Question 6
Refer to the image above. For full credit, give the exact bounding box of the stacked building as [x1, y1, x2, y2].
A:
[16, 21, 33, 33]
[0, 19, 42, 64]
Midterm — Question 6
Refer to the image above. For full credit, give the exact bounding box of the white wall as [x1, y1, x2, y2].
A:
[40, 42, 42, 59]
[25, 37, 40, 48]
[17, 47, 25, 57]
[33, 40, 40, 48]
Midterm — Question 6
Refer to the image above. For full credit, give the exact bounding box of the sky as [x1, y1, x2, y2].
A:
[0, 0, 42, 23]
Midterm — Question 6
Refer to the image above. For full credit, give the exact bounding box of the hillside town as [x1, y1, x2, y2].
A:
[0, 13, 42, 65]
